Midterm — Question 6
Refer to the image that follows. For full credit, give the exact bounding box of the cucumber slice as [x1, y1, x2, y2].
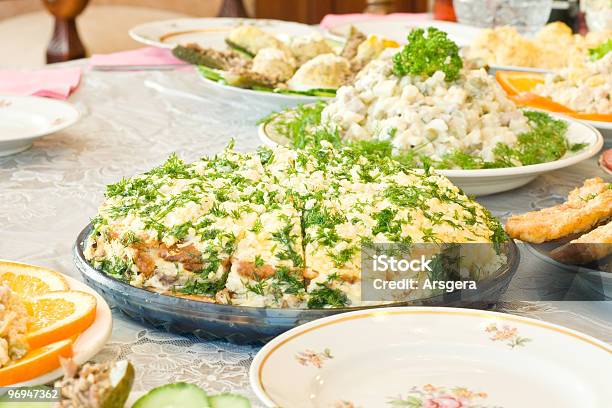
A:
[224, 39, 255, 58]
[103, 360, 135, 408]
[208, 394, 251, 408]
[133, 382, 210, 408]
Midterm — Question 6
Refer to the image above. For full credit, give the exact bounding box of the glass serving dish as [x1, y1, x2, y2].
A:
[453, 0, 553, 35]
[528, 242, 612, 300]
[73, 223, 520, 344]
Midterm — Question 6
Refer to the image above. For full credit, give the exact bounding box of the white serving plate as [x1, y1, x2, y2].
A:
[129, 17, 321, 50]
[259, 114, 603, 196]
[327, 19, 483, 47]
[578, 117, 612, 145]
[9, 270, 113, 387]
[199, 73, 333, 108]
[0, 96, 80, 157]
[487, 65, 552, 75]
[251, 307, 612, 408]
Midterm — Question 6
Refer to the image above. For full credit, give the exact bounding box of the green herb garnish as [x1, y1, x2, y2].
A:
[589, 39, 612, 61]
[392, 27, 462, 82]
[267, 104, 577, 170]
[307, 283, 348, 309]
[178, 277, 227, 297]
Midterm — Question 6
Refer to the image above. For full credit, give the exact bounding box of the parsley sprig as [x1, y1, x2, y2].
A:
[392, 27, 463, 82]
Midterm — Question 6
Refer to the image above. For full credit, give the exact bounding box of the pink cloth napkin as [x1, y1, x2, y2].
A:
[320, 13, 430, 29]
[0, 67, 82, 100]
[90, 47, 186, 67]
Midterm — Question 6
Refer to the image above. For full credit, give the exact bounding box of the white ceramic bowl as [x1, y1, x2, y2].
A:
[258, 115, 603, 196]
[0, 96, 80, 157]
[250, 306, 612, 408]
[579, 117, 612, 146]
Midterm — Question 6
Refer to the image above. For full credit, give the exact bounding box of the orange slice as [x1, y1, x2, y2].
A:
[496, 71, 545, 96]
[25, 291, 97, 350]
[0, 261, 69, 298]
[508, 92, 576, 113]
[0, 338, 73, 386]
[567, 112, 612, 123]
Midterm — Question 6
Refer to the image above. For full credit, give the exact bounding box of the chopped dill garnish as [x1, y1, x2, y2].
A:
[307, 283, 348, 309]
[265, 105, 578, 170]
[178, 277, 227, 296]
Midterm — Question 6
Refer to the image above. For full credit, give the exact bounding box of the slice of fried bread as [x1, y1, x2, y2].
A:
[550, 221, 612, 264]
[505, 178, 612, 243]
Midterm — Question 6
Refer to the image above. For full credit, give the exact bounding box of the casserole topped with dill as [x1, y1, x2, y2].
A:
[85, 142, 507, 309]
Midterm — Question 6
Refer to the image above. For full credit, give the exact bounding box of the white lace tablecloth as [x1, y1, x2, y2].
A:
[0, 64, 610, 404]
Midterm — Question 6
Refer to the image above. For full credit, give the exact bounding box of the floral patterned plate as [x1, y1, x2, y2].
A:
[250, 307, 612, 408]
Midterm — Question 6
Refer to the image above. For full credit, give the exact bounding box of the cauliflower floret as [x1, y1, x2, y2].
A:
[252, 47, 295, 82]
[354, 35, 400, 67]
[287, 54, 352, 91]
[290, 34, 334, 66]
[227, 25, 290, 56]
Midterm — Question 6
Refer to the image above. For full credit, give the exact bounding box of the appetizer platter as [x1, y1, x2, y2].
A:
[259, 28, 603, 195]
[496, 38, 612, 140]
[129, 17, 319, 50]
[0, 261, 111, 387]
[251, 307, 612, 408]
[0, 96, 80, 156]
[505, 178, 612, 297]
[170, 24, 399, 104]
[465, 22, 612, 72]
[327, 19, 483, 47]
[74, 141, 519, 342]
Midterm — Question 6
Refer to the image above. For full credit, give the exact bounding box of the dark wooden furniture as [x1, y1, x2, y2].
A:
[43, 0, 89, 63]
[254, 0, 428, 24]
[218, 0, 248, 18]
[40, 0, 428, 63]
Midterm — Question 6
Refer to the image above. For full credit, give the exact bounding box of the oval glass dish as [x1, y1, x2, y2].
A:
[74, 224, 520, 344]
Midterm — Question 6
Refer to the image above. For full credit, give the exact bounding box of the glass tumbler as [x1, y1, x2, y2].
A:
[453, 0, 553, 36]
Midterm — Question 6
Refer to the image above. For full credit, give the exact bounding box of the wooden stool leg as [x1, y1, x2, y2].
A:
[42, 0, 90, 63]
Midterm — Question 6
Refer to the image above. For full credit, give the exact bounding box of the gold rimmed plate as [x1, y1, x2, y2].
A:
[250, 307, 612, 407]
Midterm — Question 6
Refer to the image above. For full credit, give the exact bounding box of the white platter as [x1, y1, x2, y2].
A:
[259, 114, 603, 196]
[0, 96, 80, 157]
[199, 73, 332, 108]
[327, 19, 483, 47]
[251, 306, 612, 408]
[6, 265, 113, 387]
[487, 65, 552, 75]
[577, 117, 612, 145]
[129, 17, 321, 50]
